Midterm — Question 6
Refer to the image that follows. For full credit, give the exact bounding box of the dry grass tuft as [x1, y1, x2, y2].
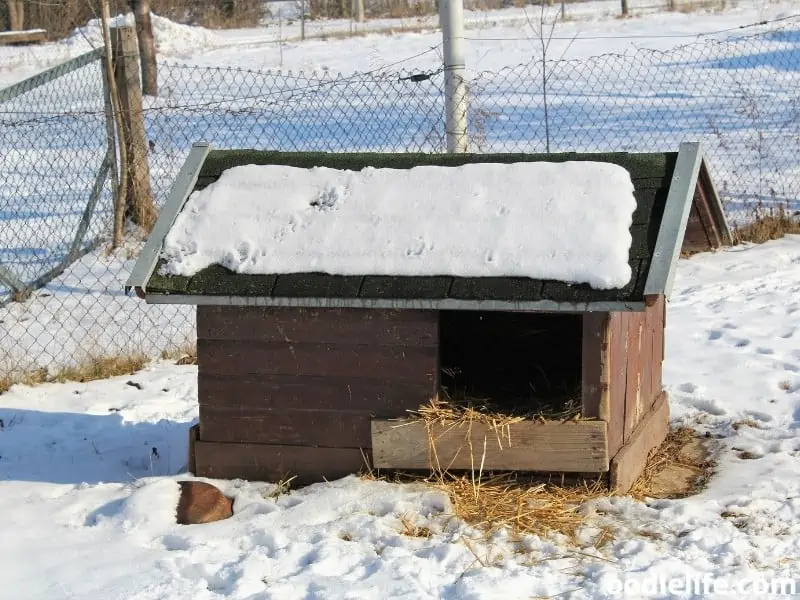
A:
[736, 450, 760, 460]
[397, 513, 434, 538]
[262, 475, 297, 499]
[732, 418, 762, 431]
[53, 354, 149, 384]
[161, 342, 198, 366]
[733, 206, 800, 244]
[0, 374, 15, 395]
[410, 393, 582, 431]
[0, 353, 149, 395]
[409, 397, 528, 448]
[438, 473, 607, 541]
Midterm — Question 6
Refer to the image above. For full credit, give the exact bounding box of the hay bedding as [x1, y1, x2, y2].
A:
[436, 369, 583, 423]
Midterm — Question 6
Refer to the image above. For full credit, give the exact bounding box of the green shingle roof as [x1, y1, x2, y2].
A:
[144, 150, 674, 307]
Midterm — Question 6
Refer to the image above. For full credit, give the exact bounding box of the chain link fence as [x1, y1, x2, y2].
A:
[1, 20, 798, 375]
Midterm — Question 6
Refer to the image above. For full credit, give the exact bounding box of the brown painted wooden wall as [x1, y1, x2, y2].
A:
[196, 306, 439, 452]
[604, 296, 665, 457]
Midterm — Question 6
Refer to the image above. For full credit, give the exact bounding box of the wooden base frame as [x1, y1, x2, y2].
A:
[186, 395, 669, 494]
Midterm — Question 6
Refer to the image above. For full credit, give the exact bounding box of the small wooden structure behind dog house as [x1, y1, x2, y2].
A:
[127, 142, 731, 493]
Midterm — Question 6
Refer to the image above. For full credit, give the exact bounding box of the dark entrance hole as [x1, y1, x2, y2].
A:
[438, 311, 583, 419]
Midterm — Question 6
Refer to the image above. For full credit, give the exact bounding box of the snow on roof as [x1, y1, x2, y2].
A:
[161, 161, 637, 290]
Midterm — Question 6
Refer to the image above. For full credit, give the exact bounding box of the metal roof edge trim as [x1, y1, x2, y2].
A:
[643, 141, 704, 300]
[143, 294, 647, 313]
[125, 141, 211, 294]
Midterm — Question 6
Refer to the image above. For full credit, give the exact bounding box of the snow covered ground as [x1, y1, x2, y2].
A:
[1, 235, 799, 599]
[2, 0, 798, 83]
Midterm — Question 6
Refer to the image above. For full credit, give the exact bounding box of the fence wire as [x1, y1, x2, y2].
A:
[1, 21, 798, 375]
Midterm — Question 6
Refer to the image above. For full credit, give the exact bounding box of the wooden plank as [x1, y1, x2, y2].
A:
[371, 419, 609, 473]
[0, 29, 47, 45]
[641, 300, 654, 403]
[193, 440, 369, 485]
[652, 295, 665, 403]
[610, 391, 670, 493]
[581, 312, 609, 419]
[197, 306, 438, 346]
[199, 406, 375, 447]
[607, 313, 628, 456]
[188, 423, 199, 475]
[624, 312, 645, 442]
[697, 161, 733, 246]
[199, 373, 435, 412]
[682, 202, 712, 253]
[198, 339, 438, 382]
[694, 168, 729, 248]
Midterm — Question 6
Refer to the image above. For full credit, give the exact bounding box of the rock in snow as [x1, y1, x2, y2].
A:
[176, 481, 233, 525]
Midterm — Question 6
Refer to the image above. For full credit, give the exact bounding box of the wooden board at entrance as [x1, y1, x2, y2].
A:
[371, 419, 609, 473]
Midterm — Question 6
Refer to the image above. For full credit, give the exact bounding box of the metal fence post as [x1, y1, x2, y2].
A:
[439, 0, 468, 153]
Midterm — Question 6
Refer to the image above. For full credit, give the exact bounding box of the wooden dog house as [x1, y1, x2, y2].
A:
[127, 142, 731, 492]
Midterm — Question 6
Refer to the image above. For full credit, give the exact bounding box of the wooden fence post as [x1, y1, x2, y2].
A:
[7, 0, 25, 31]
[111, 25, 157, 232]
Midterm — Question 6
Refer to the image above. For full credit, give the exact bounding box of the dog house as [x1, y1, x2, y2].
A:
[127, 142, 731, 493]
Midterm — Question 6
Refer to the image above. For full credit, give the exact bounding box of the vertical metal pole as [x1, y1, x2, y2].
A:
[301, 0, 306, 40]
[439, 0, 468, 153]
[278, 8, 284, 67]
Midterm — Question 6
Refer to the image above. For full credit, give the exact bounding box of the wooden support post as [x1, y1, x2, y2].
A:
[6, 0, 24, 31]
[111, 25, 156, 232]
[581, 312, 610, 419]
[130, 0, 158, 97]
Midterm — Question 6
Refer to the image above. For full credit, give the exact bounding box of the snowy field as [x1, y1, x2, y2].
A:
[1, 236, 799, 599]
[1, 0, 798, 81]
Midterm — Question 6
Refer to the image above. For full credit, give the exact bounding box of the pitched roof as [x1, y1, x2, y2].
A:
[127, 143, 731, 312]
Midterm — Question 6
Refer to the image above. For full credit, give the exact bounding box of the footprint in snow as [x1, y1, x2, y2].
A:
[681, 396, 726, 416]
[161, 534, 191, 552]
